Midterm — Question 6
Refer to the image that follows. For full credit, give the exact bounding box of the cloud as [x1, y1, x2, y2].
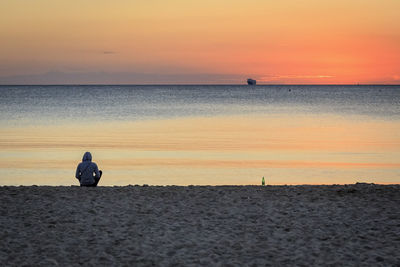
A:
[0, 71, 245, 84]
[103, 51, 116, 54]
[259, 74, 334, 82]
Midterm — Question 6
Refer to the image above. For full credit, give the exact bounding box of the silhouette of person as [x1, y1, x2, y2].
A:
[75, 152, 102, 187]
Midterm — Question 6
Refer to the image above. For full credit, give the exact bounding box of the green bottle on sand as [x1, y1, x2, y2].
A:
[262, 176, 265, 186]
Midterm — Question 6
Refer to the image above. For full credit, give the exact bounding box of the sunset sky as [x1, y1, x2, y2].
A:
[1, 0, 399, 84]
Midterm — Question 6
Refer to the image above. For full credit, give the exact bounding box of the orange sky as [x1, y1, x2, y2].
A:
[0, 0, 399, 84]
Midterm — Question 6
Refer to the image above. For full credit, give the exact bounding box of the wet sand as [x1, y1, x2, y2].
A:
[0, 184, 399, 266]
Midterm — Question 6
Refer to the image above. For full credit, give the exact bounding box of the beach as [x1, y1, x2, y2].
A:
[0, 184, 399, 266]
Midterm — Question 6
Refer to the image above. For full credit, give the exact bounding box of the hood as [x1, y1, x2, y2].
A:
[82, 152, 92, 162]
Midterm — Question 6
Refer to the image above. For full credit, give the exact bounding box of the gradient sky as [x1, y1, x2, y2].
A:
[1, 0, 399, 84]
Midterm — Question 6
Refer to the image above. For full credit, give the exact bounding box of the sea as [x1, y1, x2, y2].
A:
[0, 85, 399, 186]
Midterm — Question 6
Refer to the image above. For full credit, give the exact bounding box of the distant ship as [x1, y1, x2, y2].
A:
[247, 78, 256, 85]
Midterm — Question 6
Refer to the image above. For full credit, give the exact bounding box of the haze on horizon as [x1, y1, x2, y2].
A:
[0, 0, 399, 85]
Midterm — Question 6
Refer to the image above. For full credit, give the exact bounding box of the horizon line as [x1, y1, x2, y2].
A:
[1, 83, 399, 86]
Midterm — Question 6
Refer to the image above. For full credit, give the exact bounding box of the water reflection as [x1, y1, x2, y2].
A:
[0, 114, 399, 185]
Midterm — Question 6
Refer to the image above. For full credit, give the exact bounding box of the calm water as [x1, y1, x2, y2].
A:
[0, 85, 399, 185]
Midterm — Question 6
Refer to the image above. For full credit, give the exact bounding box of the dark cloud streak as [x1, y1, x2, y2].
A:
[0, 71, 246, 85]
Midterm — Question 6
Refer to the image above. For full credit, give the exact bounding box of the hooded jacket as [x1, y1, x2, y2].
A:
[75, 152, 100, 186]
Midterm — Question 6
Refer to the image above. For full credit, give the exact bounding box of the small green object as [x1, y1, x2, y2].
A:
[262, 176, 265, 186]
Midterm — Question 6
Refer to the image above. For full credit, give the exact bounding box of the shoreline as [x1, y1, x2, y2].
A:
[2, 183, 398, 190]
[2, 182, 399, 187]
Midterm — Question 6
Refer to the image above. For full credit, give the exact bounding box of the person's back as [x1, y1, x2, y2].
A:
[75, 152, 102, 186]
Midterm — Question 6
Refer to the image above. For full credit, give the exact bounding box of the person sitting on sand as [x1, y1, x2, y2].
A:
[75, 152, 102, 187]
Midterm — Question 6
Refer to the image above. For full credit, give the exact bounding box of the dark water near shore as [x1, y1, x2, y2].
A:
[0, 85, 399, 185]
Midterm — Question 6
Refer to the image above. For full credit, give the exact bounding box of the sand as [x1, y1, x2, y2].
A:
[0, 184, 399, 266]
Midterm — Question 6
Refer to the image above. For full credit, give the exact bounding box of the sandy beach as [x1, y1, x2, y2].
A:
[0, 184, 399, 266]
